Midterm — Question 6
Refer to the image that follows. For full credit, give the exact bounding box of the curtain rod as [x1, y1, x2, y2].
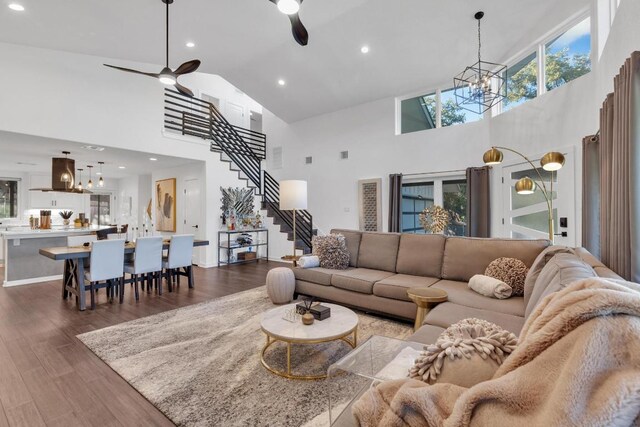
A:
[401, 166, 490, 177]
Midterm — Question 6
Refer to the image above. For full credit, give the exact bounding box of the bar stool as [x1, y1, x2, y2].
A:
[163, 234, 195, 291]
[124, 237, 163, 300]
[85, 239, 125, 309]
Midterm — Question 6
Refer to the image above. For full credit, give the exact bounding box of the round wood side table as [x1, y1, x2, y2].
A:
[407, 288, 448, 331]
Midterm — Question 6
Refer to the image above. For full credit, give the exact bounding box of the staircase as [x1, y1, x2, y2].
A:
[163, 89, 316, 254]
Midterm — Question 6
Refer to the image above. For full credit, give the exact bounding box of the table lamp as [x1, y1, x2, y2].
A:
[279, 180, 308, 261]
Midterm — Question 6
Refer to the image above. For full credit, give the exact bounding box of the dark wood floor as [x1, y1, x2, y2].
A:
[0, 261, 285, 426]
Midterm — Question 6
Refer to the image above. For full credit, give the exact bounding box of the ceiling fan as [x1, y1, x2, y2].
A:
[104, 0, 200, 97]
[268, 0, 309, 46]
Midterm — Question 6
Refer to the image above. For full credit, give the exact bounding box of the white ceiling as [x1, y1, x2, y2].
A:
[0, 0, 590, 122]
[0, 131, 200, 179]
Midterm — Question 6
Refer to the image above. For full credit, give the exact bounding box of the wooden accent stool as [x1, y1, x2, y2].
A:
[407, 287, 448, 331]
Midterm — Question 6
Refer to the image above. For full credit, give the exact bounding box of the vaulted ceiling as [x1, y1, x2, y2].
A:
[0, 0, 590, 122]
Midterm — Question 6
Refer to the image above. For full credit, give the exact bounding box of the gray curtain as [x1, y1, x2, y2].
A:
[596, 51, 640, 282]
[465, 166, 491, 238]
[388, 174, 403, 233]
[582, 135, 601, 258]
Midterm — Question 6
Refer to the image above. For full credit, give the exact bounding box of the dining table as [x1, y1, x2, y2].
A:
[39, 239, 210, 311]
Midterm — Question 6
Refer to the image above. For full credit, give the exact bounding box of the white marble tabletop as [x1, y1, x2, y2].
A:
[261, 303, 359, 342]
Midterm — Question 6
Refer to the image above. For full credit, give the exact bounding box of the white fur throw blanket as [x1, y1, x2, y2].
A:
[468, 274, 513, 299]
[353, 278, 640, 426]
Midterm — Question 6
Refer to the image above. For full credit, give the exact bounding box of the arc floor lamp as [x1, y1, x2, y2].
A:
[483, 147, 565, 241]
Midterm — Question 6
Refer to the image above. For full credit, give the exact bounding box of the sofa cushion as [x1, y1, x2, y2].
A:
[331, 268, 395, 295]
[293, 267, 353, 286]
[409, 325, 446, 345]
[331, 229, 362, 268]
[431, 280, 525, 317]
[357, 232, 401, 272]
[523, 245, 577, 307]
[395, 234, 446, 278]
[423, 302, 526, 335]
[525, 253, 597, 318]
[373, 274, 440, 302]
[442, 237, 549, 282]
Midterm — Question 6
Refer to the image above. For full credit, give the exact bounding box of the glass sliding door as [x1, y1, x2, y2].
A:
[90, 194, 112, 226]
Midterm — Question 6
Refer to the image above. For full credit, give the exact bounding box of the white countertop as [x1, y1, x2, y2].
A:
[0, 226, 111, 239]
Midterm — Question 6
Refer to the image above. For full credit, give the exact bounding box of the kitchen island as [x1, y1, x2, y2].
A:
[0, 227, 108, 287]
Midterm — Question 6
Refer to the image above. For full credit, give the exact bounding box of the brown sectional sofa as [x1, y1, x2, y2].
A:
[293, 229, 621, 344]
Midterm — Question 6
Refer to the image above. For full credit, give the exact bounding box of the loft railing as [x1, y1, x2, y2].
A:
[163, 89, 314, 251]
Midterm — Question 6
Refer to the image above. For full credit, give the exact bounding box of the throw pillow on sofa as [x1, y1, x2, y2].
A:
[485, 257, 529, 296]
[409, 318, 518, 388]
[312, 234, 350, 270]
[468, 274, 513, 299]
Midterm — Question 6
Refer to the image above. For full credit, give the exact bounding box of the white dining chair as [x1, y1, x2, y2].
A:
[163, 234, 195, 291]
[85, 239, 125, 309]
[124, 236, 163, 300]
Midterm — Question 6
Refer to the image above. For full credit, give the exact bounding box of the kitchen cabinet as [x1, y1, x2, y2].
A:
[28, 174, 90, 212]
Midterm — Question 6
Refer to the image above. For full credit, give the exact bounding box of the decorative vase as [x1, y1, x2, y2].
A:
[302, 312, 314, 325]
[63, 219, 70, 227]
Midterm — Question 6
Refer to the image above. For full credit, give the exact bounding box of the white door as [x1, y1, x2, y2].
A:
[500, 149, 575, 246]
[183, 179, 202, 265]
[224, 102, 245, 128]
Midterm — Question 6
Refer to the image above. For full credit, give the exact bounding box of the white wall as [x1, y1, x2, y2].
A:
[262, 0, 640, 249]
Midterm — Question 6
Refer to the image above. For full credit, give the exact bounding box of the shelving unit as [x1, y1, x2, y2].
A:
[218, 228, 269, 267]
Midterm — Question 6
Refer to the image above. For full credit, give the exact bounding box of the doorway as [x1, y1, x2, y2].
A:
[183, 178, 202, 265]
[500, 149, 575, 246]
[225, 102, 245, 128]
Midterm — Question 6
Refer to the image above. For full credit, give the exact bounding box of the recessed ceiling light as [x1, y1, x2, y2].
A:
[278, 79, 286, 86]
[149, 157, 158, 161]
[361, 46, 370, 54]
[96, 172, 102, 176]
[186, 41, 195, 48]
[8, 3, 24, 11]
[82, 145, 105, 152]
[118, 166, 126, 169]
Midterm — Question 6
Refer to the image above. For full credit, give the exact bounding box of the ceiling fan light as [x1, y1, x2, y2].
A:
[277, 0, 300, 15]
[540, 151, 565, 171]
[159, 68, 177, 85]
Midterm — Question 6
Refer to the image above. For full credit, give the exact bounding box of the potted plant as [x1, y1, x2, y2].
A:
[59, 211, 74, 227]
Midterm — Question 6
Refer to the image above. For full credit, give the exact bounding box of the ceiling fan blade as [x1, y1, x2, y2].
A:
[103, 64, 159, 78]
[175, 82, 194, 97]
[288, 13, 309, 46]
[174, 60, 201, 75]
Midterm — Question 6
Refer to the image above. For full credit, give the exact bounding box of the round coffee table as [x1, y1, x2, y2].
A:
[260, 303, 359, 380]
[407, 287, 448, 331]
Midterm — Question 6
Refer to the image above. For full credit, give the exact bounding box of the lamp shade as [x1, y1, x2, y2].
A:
[483, 148, 504, 165]
[540, 151, 565, 171]
[280, 180, 307, 210]
[515, 176, 536, 195]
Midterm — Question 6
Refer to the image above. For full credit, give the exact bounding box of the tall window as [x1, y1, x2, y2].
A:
[402, 178, 468, 236]
[504, 52, 538, 112]
[545, 17, 591, 91]
[0, 179, 19, 219]
[400, 93, 436, 134]
[440, 88, 482, 127]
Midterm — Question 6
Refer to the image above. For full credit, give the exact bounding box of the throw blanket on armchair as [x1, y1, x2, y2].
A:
[353, 278, 640, 426]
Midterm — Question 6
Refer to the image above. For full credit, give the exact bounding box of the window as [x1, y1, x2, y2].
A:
[400, 93, 436, 134]
[402, 178, 468, 236]
[442, 180, 468, 236]
[440, 88, 482, 127]
[545, 17, 591, 92]
[401, 182, 434, 233]
[0, 179, 19, 219]
[504, 52, 538, 112]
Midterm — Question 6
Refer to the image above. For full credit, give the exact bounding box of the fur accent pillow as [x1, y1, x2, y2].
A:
[409, 318, 518, 388]
[312, 234, 350, 270]
[485, 257, 529, 296]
